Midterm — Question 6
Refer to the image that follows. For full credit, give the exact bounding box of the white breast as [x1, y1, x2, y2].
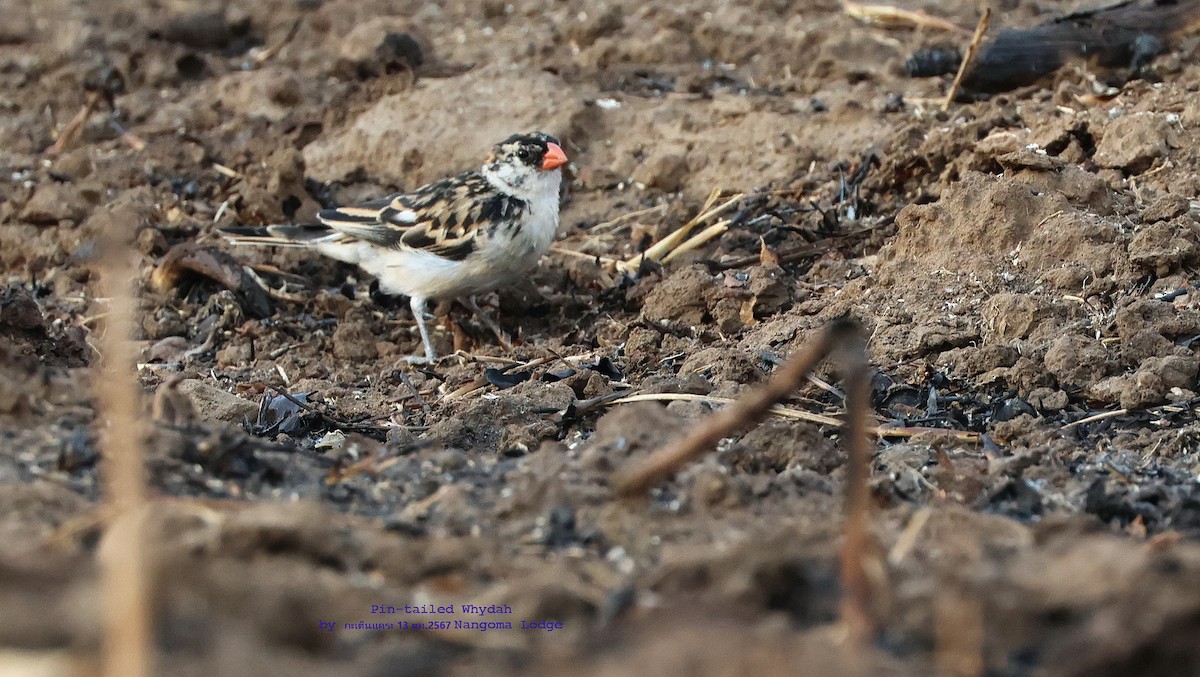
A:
[464, 173, 561, 291]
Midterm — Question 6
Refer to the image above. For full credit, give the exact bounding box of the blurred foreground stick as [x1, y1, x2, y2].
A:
[95, 183, 151, 676]
[908, 0, 1200, 95]
[614, 318, 879, 640]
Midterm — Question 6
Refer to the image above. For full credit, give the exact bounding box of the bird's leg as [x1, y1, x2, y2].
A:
[403, 295, 438, 365]
[463, 295, 512, 351]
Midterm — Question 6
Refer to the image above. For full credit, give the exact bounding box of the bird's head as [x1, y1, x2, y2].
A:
[482, 132, 567, 199]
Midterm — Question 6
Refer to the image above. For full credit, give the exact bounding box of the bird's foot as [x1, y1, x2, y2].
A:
[463, 296, 512, 351]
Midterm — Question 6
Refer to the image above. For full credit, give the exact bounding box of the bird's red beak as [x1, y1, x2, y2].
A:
[542, 142, 568, 170]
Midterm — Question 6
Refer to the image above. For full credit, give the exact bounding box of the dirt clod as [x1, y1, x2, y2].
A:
[642, 265, 714, 328]
[177, 379, 259, 423]
[332, 314, 379, 361]
[1045, 334, 1114, 391]
[18, 183, 93, 224]
[1128, 219, 1200, 276]
[1095, 112, 1175, 172]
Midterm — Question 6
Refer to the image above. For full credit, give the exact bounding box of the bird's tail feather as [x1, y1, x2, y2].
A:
[218, 224, 342, 248]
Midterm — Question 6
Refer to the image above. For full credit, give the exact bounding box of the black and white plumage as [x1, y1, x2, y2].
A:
[220, 132, 568, 364]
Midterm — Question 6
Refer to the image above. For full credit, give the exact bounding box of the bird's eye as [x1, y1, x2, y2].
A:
[516, 148, 530, 160]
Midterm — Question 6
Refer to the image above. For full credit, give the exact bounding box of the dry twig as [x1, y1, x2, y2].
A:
[618, 190, 744, 273]
[212, 162, 243, 179]
[1061, 407, 1128, 430]
[842, 1, 971, 35]
[252, 19, 302, 65]
[441, 351, 602, 401]
[887, 507, 933, 565]
[607, 392, 843, 427]
[942, 7, 992, 110]
[111, 120, 147, 151]
[590, 205, 664, 233]
[714, 222, 885, 270]
[660, 219, 732, 264]
[550, 245, 621, 266]
[602, 394, 980, 440]
[613, 319, 857, 496]
[46, 91, 103, 156]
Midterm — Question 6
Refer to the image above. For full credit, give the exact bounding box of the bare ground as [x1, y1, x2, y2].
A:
[4, 0, 1200, 675]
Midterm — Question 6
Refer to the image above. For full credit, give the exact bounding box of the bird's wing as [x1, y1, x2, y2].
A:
[314, 172, 526, 262]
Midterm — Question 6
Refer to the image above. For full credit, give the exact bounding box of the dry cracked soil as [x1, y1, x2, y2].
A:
[4, 0, 1200, 675]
